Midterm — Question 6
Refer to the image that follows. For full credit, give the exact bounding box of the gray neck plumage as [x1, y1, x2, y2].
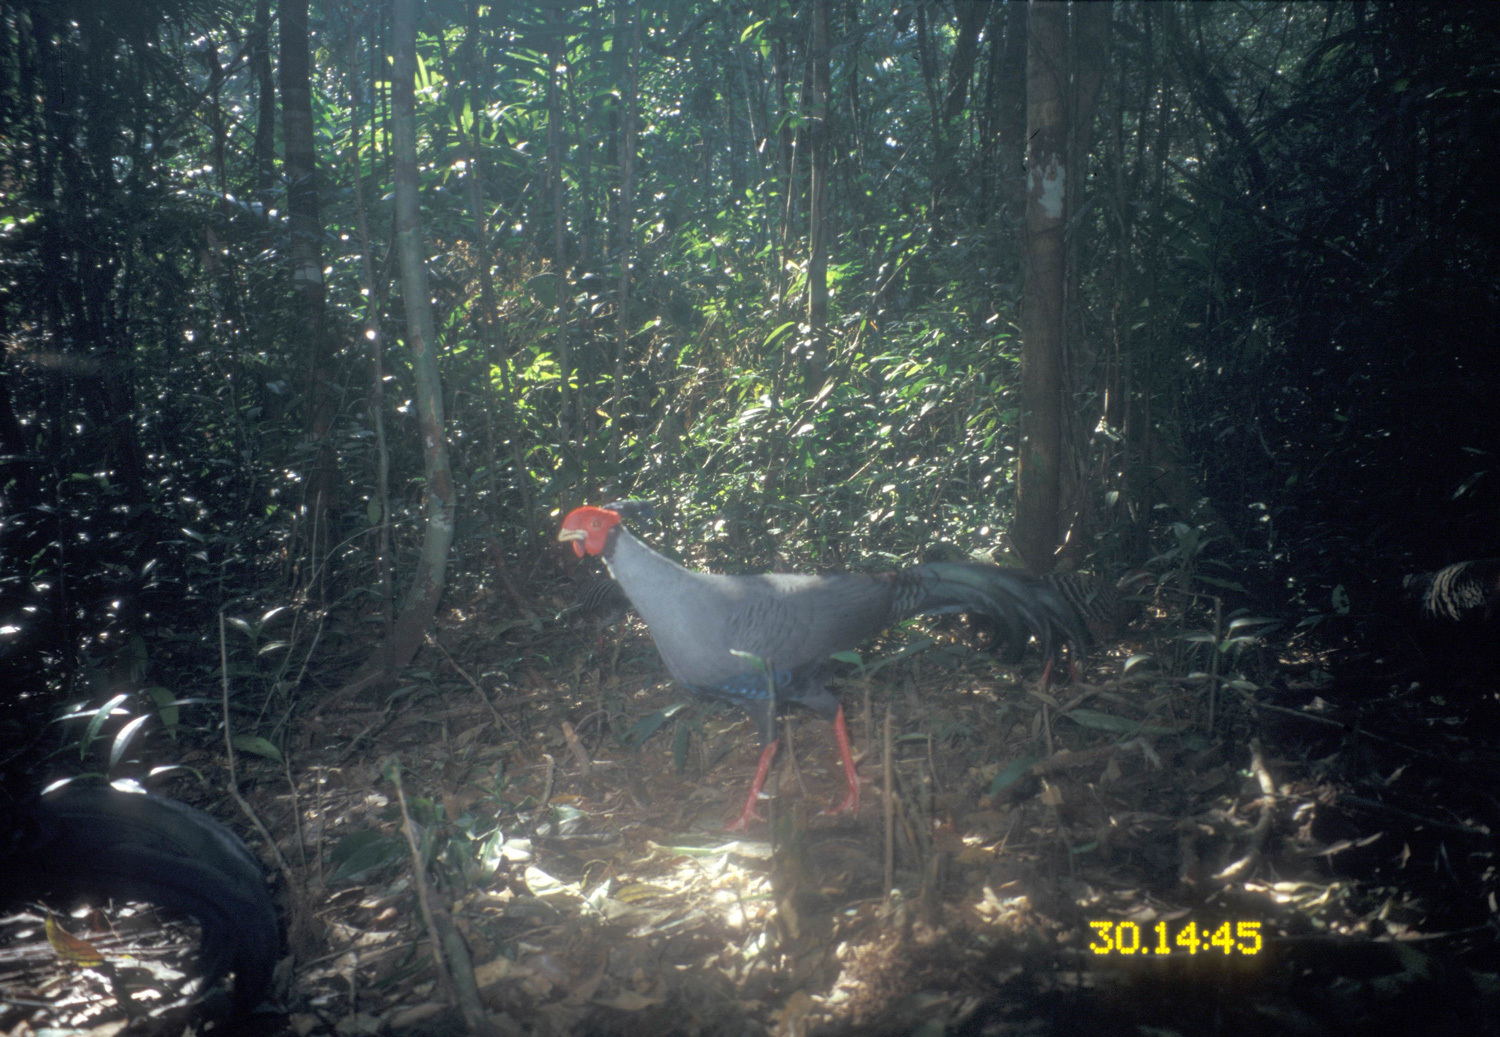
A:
[600, 522, 722, 689]
[603, 524, 691, 590]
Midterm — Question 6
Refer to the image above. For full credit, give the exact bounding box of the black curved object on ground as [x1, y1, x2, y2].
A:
[3, 783, 278, 1012]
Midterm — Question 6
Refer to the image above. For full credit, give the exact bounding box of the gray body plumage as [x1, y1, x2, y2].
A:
[600, 523, 1088, 742]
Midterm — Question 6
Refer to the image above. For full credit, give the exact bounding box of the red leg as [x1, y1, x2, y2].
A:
[822, 705, 861, 816]
[725, 738, 779, 831]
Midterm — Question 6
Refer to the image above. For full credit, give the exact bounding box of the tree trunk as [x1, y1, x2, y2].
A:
[344, 16, 394, 635]
[548, 7, 571, 442]
[931, 1, 985, 230]
[992, 2, 1030, 224]
[377, 0, 457, 674]
[279, 0, 340, 558]
[1013, 0, 1069, 573]
[805, 0, 831, 387]
[250, 0, 277, 199]
[611, 0, 639, 469]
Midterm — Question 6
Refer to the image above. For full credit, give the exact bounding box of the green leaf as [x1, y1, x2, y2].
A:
[1062, 709, 1177, 736]
[225, 616, 255, 638]
[527, 272, 560, 307]
[620, 703, 687, 750]
[145, 686, 179, 736]
[329, 831, 405, 884]
[987, 755, 1040, 797]
[672, 721, 692, 774]
[864, 637, 935, 677]
[762, 321, 796, 348]
[109, 715, 152, 770]
[1226, 616, 1277, 633]
[78, 694, 129, 761]
[231, 735, 285, 763]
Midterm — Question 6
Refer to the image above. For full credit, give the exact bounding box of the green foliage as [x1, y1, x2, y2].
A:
[1, 0, 1496, 744]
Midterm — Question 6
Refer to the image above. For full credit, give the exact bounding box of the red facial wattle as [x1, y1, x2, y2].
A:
[557, 506, 621, 557]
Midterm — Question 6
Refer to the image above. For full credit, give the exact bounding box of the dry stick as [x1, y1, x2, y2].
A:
[333, 697, 401, 768]
[883, 708, 895, 898]
[1216, 738, 1277, 881]
[389, 759, 503, 1036]
[560, 721, 594, 777]
[219, 613, 292, 879]
[388, 760, 453, 999]
[1209, 595, 1223, 731]
[313, 763, 326, 887]
[490, 551, 535, 622]
[862, 682, 873, 761]
[1244, 694, 1439, 758]
[432, 906, 501, 1037]
[784, 712, 807, 799]
[1241, 694, 1500, 821]
[283, 752, 308, 873]
[258, 518, 340, 727]
[425, 632, 513, 734]
[540, 754, 557, 807]
[1337, 793, 1491, 836]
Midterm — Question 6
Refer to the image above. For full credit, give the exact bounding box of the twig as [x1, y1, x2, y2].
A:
[388, 759, 452, 1000]
[426, 632, 514, 734]
[220, 613, 291, 878]
[883, 708, 894, 898]
[1209, 596, 1223, 730]
[388, 758, 504, 1035]
[1216, 738, 1276, 881]
[540, 753, 557, 806]
[560, 721, 594, 776]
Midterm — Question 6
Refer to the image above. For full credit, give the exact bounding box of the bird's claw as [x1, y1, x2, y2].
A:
[723, 807, 765, 832]
[819, 790, 859, 817]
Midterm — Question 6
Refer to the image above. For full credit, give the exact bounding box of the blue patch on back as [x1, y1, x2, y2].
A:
[714, 669, 794, 700]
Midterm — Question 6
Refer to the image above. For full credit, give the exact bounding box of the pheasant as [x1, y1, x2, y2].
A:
[962, 570, 1151, 660]
[570, 573, 633, 655]
[1402, 559, 1500, 623]
[558, 502, 1088, 828]
[576, 574, 632, 628]
[1042, 570, 1154, 640]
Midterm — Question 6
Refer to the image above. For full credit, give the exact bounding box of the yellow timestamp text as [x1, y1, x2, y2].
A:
[1088, 919, 1263, 957]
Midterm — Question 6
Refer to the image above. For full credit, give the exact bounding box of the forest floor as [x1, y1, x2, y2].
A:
[4, 579, 1500, 1036]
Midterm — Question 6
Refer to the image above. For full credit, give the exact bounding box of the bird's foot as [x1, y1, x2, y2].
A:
[723, 802, 767, 831]
[820, 784, 860, 817]
[724, 739, 780, 830]
[819, 704, 861, 818]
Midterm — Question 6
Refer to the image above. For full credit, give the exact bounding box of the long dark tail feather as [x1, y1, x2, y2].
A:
[1028, 578, 1093, 663]
[1402, 559, 1500, 622]
[4, 785, 278, 1012]
[906, 561, 1090, 669]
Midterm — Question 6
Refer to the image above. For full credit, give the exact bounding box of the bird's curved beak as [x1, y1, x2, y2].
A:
[557, 526, 587, 557]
